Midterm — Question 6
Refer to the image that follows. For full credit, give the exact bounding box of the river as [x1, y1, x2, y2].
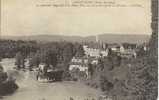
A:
[0, 59, 101, 100]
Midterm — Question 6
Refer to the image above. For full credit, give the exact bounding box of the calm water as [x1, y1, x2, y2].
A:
[1, 59, 101, 100]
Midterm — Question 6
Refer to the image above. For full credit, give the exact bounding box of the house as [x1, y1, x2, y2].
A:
[91, 59, 98, 65]
[69, 56, 90, 78]
[107, 44, 126, 53]
[120, 50, 137, 58]
[83, 45, 108, 58]
[106, 43, 137, 59]
[69, 64, 88, 72]
[71, 57, 88, 64]
[69, 57, 88, 71]
[38, 63, 46, 71]
[119, 45, 125, 53]
[69, 62, 89, 79]
[101, 49, 109, 57]
[71, 57, 83, 63]
[122, 43, 137, 50]
[107, 44, 120, 52]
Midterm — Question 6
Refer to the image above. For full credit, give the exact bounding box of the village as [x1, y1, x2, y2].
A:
[0, 32, 151, 100]
[0, 35, 155, 100]
[0, 0, 157, 99]
[18, 35, 148, 82]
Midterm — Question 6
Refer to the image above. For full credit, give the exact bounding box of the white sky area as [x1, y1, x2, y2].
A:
[1, 0, 152, 37]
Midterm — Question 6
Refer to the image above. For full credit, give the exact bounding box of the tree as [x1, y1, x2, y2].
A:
[97, 58, 104, 71]
[49, 51, 57, 68]
[41, 48, 57, 68]
[15, 52, 25, 69]
[118, 32, 158, 100]
[62, 43, 74, 63]
[0, 40, 38, 59]
[107, 56, 114, 71]
[28, 51, 41, 68]
[88, 63, 94, 79]
[0, 64, 4, 72]
[113, 54, 122, 67]
[0, 64, 7, 83]
[0, 65, 18, 96]
[74, 44, 85, 57]
[100, 75, 114, 92]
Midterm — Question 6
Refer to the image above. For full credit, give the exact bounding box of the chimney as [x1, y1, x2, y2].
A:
[96, 35, 99, 42]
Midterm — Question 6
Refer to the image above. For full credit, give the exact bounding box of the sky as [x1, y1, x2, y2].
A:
[1, 0, 152, 37]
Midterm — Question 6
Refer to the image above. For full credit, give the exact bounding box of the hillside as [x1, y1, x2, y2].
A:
[1, 34, 150, 44]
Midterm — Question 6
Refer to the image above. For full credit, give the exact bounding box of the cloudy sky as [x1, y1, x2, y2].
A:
[1, 0, 152, 36]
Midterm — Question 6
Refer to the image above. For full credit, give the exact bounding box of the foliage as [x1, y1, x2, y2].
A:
[0, 80, 18, 96]
[0, 40, 38, 58]
[100, 75, 113, 92]
[0, 40, 85, 70]
[62, 43, 75, 63]
[28, 51, 41, 68]
[86, 31, 157, 100]
[74, 43, 85, 57]
[0, 72, 7, 83]
[41, 48, 57, 67]
[0, 65, 18, 96]
[88, 63, 94, 78]
[15, 52, 25, 69]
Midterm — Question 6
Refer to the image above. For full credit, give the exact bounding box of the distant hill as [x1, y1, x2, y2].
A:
[97, 34, 150, 44]
[1, 34, 150, 44]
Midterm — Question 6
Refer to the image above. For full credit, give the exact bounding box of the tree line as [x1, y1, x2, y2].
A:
[0, 40, 85, 70]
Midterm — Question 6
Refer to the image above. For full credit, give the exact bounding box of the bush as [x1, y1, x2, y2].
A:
[100, 75, 114, 92]
[62, 71, 72, 81]
[0, 80, 18, 96]
[0, 71, 18, 96]
[0, 72, 8, 83]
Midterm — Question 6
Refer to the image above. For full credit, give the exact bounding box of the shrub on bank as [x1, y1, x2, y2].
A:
[0, 65, 18, 96]
[0, 80, 18, 96]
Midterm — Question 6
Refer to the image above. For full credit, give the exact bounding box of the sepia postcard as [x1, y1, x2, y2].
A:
[0, 0, 158, 100]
